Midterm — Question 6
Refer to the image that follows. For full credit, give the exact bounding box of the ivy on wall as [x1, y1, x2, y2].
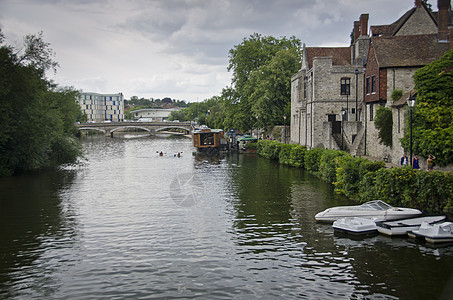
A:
[374, 106, 393, 147]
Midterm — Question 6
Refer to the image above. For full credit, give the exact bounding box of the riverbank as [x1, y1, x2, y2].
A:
[253, 140, 453, 217]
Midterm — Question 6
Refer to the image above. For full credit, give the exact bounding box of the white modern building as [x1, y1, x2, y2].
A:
[131, 108, 179, 122]
[77, 92, 124, 122]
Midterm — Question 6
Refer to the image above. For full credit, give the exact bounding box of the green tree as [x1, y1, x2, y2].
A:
[249, 48, 300, 129]
[0, 30, 81, 176]
[402, 50, 453, 166]
[224, 33, 301, 132]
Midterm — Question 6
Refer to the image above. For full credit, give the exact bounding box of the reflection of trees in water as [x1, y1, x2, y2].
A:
[0, 169, 78, 297]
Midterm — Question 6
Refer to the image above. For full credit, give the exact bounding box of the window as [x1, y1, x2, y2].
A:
[303, 77, 307, 99]
[366, 77, 370, 94]
[370, 104, 374, 121]
[340, 78, 351, 95]
[371, 75, 376, 93]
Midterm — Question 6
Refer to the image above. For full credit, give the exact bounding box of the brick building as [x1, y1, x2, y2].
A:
[291, 0, 453, 165]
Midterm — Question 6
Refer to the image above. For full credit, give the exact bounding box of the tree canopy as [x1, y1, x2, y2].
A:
[402, 49, 453, 166]
[224, 33, 301, 132]
[168, 33, 301, 133]
[0, 30, 82, 176]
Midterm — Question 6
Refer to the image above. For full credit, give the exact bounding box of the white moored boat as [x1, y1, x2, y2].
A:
[376, 215, 446, 236]
[315, 200, 422, 223]
[332, 217, 378, 236]
[408, 221, 453, 244]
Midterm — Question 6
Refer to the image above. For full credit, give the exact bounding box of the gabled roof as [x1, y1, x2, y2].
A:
[370, 2, 437, 37]
[371, 34, 450, 68]
[304, 47, 351, 69]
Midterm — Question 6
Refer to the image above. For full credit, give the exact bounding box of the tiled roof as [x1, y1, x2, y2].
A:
[305, 47, 351, 69]
[371, 34, 450, 68]
[391, 90, 416, 107]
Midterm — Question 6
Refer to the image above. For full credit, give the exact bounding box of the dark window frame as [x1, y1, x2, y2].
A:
[340, 77, 351, 95]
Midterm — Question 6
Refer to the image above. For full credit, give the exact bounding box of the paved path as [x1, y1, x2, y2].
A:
[361, 156, 400, 168]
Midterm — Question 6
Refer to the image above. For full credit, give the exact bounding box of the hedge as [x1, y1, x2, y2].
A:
[255, 140, 453, 215]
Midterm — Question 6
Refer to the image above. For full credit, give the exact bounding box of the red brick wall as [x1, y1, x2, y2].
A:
[364, 44, 380, 103]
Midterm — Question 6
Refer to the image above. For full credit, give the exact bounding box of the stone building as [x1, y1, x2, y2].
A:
[291, 0, 453, 165]
[364, 0, 452, 164]
[77, 92, 124, 122]
[290, 14, 369, 154]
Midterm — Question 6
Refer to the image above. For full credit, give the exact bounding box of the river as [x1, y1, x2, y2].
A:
[1, 134, 452, 299]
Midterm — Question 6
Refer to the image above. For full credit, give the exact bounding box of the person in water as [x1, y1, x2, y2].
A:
[159, 151, 163, 156]
[412, 154, 420, 169]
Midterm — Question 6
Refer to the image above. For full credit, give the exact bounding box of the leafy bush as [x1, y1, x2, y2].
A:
[256, 139, 453, 215]
[335, 156, 385, 199]
[304, 148, 324, 174]
[246, 142, 257, 150]
[357, 167, 453, 215]
[289, 145, 307, 168]
[319, 150, 347, 183]
[257, 140, 282, 160]
[279, 144, 293, 165]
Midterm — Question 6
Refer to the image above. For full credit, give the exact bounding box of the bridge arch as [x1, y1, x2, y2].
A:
[154, 126, 191, 133]
[78, 127, 106, 134]
[110, 126, 153, 133]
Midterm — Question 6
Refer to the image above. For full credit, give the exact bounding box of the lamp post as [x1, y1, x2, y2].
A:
[407, 93, 416, 166]
[355, 69, 359, 121]
[283, 115, 287, 143]
[340, 108, 346, 150]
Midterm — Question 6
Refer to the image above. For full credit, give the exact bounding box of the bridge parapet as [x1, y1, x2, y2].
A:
[76, 121, 193, 136]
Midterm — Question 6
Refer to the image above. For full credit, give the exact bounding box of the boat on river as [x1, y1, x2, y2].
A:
[408, 221, 453, 244]
[192, 126, 227, 154]
[315, 200, 422, 223]
[376, 215, 446, 236]
[332, 217, 378, 237]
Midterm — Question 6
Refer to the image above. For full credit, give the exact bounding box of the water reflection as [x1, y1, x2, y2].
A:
[0, 136, 452, 299]
[0, 169, 78, 298]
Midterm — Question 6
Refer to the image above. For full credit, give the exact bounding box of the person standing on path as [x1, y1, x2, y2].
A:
[427, 154, 436, 171]
[412, 154, 420, 169]
[401, 153, 409, 166]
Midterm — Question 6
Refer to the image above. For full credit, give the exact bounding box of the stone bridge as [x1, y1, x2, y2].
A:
[76, 121, 194, 137]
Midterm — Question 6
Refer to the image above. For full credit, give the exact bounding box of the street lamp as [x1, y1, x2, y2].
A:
[355, 69, 359, 121]
[407, 93, 416, 166]
[340, 108, 346, 150]
[283, 115, 287, 143]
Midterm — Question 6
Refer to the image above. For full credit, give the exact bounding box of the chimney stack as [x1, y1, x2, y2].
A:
[415, 0, 422, 8]
[360, 14, 369, 36]
[353, 21, 360, 43]
[438, 0, 451, 41]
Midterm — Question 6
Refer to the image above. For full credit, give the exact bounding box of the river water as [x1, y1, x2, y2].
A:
[1, 134, 452, 299]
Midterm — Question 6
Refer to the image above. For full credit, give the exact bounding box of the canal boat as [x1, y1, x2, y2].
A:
[376, 215, 446, 236]
[237, 135, 258, 152]
[332, 217, 378, 237]
[192, 126, 227, 154]
[315, 200, 422, 223]
[408, 221, 453, 244]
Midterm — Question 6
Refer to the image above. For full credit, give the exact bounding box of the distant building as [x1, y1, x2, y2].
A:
[77, 92, 124, 122]
[131, 108, 179, 122]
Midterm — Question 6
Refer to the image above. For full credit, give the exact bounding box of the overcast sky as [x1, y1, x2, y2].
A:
[0, 0, 436, 101]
